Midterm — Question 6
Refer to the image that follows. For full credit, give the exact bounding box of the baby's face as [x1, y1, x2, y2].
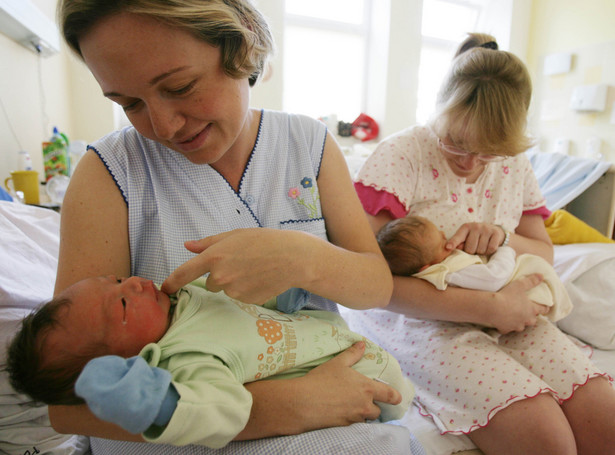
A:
[421, 219, 453, 265]
[46, 276, 171, 359]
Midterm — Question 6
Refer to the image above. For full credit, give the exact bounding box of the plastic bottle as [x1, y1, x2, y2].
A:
[17, 150, 33, 171]
[42, 126, 70, 181]
[68, 140, 87, 175]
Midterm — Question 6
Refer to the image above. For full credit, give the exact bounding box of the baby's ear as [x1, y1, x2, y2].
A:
[419, 264, 430, 272]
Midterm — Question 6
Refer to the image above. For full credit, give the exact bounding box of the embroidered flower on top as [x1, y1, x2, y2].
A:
[288, 177, 321, 218]
[288, 187, 300, 199]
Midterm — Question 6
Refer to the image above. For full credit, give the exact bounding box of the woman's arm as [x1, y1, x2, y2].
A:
[369, 211, 549, 334]
[50, 150, 137, 436]
[310, 133, 393, 308]
[388, 273, 548, 334]
[49, 405, 144, 441]
[236, 342, 401, 439]
[510, 213, 553, 263]
[163, 135, 393, 310]
[54, 150, 131, 294]
[50, 343, 401, 439]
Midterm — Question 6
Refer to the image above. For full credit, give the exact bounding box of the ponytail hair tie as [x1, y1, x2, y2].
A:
[480, 41, 498, 50]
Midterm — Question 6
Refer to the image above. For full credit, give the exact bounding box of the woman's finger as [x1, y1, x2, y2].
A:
[182, 231, 236, 254]
[446, 224, 470, 250]
[161, 253, 213, 294]
[371, 378, 403, 406]
[328, 341, 366, 368]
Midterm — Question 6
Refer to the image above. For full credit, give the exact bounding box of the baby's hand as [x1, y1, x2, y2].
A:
[75, 356, 175, 434]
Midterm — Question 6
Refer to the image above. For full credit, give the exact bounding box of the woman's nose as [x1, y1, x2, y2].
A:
[459, 154, 481, 167]
[147, 101, 184, 140]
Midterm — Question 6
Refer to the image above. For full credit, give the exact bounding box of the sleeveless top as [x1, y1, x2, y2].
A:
[90, 110, 336, 312]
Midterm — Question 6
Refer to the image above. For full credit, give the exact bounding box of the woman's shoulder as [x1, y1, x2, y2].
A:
[258, 110, 327, 162]
[367, 124, 435, 165]
[499, 151, 533, 175]
[380, 124, 432, 144]
[261, 109, 325, 131]
[89, 126, 161, 159]
[91, 125, 140, 146]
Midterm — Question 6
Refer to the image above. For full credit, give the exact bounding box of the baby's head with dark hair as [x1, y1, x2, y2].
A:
[6, 296, 108, 405]
[8, 275, 171, 405]
[377, 216, 433, 276]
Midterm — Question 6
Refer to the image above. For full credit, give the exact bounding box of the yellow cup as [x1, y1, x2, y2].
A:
[4, 170, 40, 205]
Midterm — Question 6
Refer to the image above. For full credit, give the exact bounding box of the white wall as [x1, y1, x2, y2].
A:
[0, 0, 113, 187]
[0, 0, 69, 183]
[526, 0, 615, 163]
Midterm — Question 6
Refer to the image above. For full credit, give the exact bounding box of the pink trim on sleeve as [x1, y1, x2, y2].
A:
[354, 182, 408, 219]
[522, 205, 551, 220]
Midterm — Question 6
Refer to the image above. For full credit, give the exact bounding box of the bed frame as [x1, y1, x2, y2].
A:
[565, 165, 615, 239]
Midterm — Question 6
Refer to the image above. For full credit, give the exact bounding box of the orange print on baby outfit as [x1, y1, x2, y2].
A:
[257, 319, 283, 344]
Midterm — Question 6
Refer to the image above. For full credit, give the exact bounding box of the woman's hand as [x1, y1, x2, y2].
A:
[162, 228, 305, 302]
[446, 222, 505, 255]
[236, 342, 402, 439]
[298, 341, 402, 424]
[488, 274, 550, 334]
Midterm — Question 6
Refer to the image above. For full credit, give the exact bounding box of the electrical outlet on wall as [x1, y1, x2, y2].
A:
[553, 138, 570, 155]
[585, 137, 603, 160]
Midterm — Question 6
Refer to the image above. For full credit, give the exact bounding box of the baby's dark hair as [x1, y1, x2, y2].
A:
[6, 296, 107, 405]
[376, 216, 433, 276]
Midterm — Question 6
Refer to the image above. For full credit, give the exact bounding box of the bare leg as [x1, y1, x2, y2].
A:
[468, 393, 576, 455]
[561, 377, 615, 455]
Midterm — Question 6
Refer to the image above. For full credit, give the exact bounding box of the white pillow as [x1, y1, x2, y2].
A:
[554, 243, 615, 350]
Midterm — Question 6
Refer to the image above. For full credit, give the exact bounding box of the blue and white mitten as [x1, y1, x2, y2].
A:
[75, 355, 179, 434]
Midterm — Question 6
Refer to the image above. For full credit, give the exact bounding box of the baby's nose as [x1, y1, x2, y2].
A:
[122, 276, 145, 292]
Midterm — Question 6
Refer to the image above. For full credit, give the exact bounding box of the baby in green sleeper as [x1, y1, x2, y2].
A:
[8, 276, 413, 448]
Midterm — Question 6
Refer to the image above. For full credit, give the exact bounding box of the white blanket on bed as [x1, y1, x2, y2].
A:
[0, 201, 89, 455]
[0, 201, 59, 308]
[526, 149, 612, 211]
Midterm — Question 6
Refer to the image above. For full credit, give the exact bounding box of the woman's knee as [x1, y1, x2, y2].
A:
[562, 376, 615, 454]
[469, 393, 576, 455]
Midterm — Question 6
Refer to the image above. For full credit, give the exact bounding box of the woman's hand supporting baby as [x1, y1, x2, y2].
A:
[235, 342, 402, 439]
[390, 272, 550, 335]
[485, 274, 550, 334]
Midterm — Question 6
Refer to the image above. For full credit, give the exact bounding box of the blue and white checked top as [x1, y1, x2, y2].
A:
[90, 110, 336, 311]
